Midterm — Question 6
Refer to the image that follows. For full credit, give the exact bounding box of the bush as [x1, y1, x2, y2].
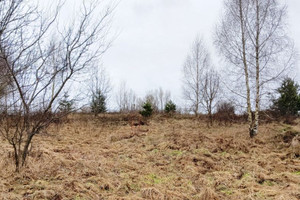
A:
[272, 77, 300, 116]
[58, 92, 74, 113]
[91, 90, 107, 116]
[214, 101, 236, 125]
[216, 101, 235, 115]
[165, 100, 176, 114]
[140, 102, 153, 117]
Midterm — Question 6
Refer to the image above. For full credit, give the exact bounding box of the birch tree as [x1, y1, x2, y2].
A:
[182, 37, 210, 116]
[215, 0, 295, 137]
[153, 87, 171, 112]
[116, 81, 138, 112]
[201, 70, 220, 126]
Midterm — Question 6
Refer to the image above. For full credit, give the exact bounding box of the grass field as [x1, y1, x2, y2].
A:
[0, 114, 299, 200]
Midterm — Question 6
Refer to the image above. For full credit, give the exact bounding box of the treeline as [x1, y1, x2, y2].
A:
[54, 76, 300, 127]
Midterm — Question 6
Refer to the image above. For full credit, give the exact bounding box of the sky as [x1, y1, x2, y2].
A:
[100, 0, 300, 110]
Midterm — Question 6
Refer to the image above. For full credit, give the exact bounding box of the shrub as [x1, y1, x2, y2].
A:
[165, 100, 176, 114]
[216, 101, 235, 115]
[140, 101, 153, 117]
[272, 77, 300, 116]
[58, 92, 74, 113]
[91, 90, 107, 116]
[214, 101, 236, 125]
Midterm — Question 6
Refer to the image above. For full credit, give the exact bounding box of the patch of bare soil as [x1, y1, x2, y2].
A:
[0, 115, 299, 199]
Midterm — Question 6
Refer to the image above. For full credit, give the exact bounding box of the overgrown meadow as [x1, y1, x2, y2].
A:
[0, 114, 299, 200]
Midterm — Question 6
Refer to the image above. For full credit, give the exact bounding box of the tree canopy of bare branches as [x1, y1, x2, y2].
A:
[0, 0, 114, 171]
[215, 0, 295, 137]
[116, 81, 138, 113]
[143, 88, 171, 113]
[201, 70, 220, 126]
[90, 66, 112, 99]
[182, 37, 211, 116]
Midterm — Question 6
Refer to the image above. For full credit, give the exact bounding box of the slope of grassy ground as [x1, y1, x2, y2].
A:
[0, 114, 299, 199]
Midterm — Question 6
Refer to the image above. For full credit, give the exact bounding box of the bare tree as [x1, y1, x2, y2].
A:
[0, 0, 114, 171]
[152, 87, 171, 112]
[201, 70, 220, 126]
[144, 92, 159, 112]
[158, 87, 164, 111]
[182, 37, 211, 116]
[215, 0, 295, 137]
[90, 66, 112, 98]
[116, 81, 138, 112]
[164, 90, 171, 110]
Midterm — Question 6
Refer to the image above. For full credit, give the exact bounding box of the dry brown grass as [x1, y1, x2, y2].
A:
[0, 114, 299, 200]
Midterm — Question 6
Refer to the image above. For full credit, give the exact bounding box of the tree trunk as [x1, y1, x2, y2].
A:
[21, 133, 34, 167]
[194, 105, 198, 117]
[209, 112, 213, 127]
[238, 0, 253, 136]
[251, 0, 260, 138]
[12, 143, 20, 172]
[208, 101, 213, 127]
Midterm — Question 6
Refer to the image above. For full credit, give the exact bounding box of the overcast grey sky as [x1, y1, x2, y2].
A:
[100, 0, 300, 109]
